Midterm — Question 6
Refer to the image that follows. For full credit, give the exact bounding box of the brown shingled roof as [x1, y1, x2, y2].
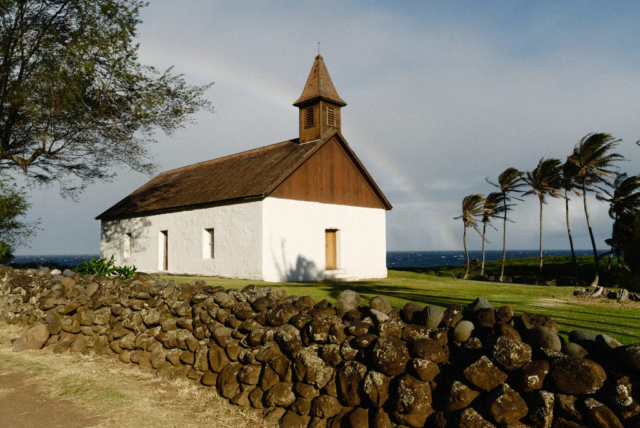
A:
[96, 138, 324, 220]
[293, 55, 346, 107]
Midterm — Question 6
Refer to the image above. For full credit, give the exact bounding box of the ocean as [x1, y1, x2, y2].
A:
[10, 249, 594, 269]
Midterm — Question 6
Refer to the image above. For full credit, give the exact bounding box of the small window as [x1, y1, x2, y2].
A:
[327, 107, 335, 126]
[124, 233, 132, 258]
[305, 107, 314, 128]
[205, 228, 214, 259]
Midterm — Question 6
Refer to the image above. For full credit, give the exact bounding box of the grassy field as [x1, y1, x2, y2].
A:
[165, 269, 640, 345]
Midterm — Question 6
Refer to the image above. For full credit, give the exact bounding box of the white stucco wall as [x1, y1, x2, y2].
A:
[100, 198, 387, 282]
[100, 200, 263, 279]
[261, 197, 387, 282]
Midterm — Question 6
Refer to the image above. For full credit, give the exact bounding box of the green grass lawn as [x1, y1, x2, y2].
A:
[163, 269, 640, 345]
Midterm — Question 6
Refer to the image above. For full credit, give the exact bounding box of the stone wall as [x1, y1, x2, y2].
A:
[1, 264, 639, 428]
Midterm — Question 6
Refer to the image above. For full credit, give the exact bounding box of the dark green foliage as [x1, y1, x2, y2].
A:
[523, 158, 564, 203]
[454, 194, 486, 278]
[0, 241, 13, 264]
[74, 255, 137, 279]
[0, 0, 213, 198]
[612, 210, 640, 291]
[0, 177, 39, 257]
[523, 158, 564, 277]
[568, 133, 624, 274]
[486, 167, 525, 281]
[410, 255, 615, 286]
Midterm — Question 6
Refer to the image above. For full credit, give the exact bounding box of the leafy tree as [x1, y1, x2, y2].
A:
[480, 192, 505, 276]
[568, 133, 623, 284]
[561, 159, 582, 279]
[613, 209, 640, 291]
[0, 176, 38, 263]
[454, 194, 485, 279]
[523, 158, 563, 280]
[0, 0, 213, 198]
[487, 167, 525, 282]
[597, 173, 640, 268]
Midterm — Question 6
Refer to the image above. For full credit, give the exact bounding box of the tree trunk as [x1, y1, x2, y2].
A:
[538, 197, 544, 282]
[582, 183, 599, 286]
[463, 225, 470, 279]
[500, 196, 507, 282]
[565, 189, 578, 280]
[608, 213, 618, 272]
[481, 222, 487, 276]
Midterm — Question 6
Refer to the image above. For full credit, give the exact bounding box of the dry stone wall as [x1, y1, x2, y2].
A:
[1, 264, 639, 428]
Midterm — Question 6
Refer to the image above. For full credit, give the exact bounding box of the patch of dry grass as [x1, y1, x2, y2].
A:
[0, 323, 276, 428]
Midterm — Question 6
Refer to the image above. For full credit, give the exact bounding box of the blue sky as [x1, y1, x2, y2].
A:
[15, 0, 640, 254]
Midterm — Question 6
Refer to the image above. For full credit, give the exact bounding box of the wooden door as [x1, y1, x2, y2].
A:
[161, 231, 168, 271]
[325, 230, 337, 270]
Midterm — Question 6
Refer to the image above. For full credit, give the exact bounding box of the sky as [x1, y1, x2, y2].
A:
[13, 0, 640, 255]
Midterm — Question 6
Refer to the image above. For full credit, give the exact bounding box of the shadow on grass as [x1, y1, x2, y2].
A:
[314, 278, 639, 344]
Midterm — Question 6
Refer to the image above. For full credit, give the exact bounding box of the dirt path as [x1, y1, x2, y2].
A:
[0, 323, 275, 428]
[0, 365, 102, 428]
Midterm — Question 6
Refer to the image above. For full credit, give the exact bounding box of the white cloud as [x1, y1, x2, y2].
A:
[13, 1, 640, 255]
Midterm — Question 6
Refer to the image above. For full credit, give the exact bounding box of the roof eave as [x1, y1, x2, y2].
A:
[96, 194, 267, 221]
[293, 95, 347, 108]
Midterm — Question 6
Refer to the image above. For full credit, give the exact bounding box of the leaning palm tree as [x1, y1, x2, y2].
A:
[487, 168, 525, 282]
[597, 173, 640, 268]
[561, 159, 582, 279]
[523, 158, 563, 280]
[454, 194, 486, 279]
[480, 192, 506, 276]
[568, 133, 624, 284]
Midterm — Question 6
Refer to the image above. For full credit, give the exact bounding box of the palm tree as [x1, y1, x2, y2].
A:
[597, 173, 640, 268]
[568, 133, 624, 284]
[487, 168, 525, 282]
[561, 160, 582, 279]
[480, 192, 505, 276]
[523, 158, 563, 280]
[454, 194, 486, 279]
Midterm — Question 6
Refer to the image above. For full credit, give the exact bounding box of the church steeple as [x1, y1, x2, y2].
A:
[294, 54, 346, 143]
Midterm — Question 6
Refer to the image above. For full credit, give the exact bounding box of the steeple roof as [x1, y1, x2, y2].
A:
[293, 55, 346, 107]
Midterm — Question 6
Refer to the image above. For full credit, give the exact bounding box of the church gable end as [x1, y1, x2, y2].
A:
[270, 136, 387, 209]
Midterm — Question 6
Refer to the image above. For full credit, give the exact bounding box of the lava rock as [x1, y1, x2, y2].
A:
[444, 381, 480, 411]
[582, 398, 624, 428]
[491, 336, 531, 371]
[370, 296, 393, 314]
[363, 370, 392, 407]
[372, 337, 410, 376]
[265, 381, 296, 407]
[335, 290, 361, 317]
[401, 303, 423, 324]
[336, 361, 367, 407]
[549, 357, 607, 395]
[423, 305, 444, 330]
[463, 356, 508, 392]
[453, 320, 474, 343]
[394, 373, 433, 414]
[411, 338, 446, 363]
[516, 360, 550, 392]
[525, 326, 562, 352]
[487, 383, 528, 425]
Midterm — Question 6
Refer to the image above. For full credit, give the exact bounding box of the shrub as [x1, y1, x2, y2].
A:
[74, 255, 137, 280]
[0, 241, 14, 264]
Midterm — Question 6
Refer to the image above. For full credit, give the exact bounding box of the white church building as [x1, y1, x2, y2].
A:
[97, 54, 392, 282]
